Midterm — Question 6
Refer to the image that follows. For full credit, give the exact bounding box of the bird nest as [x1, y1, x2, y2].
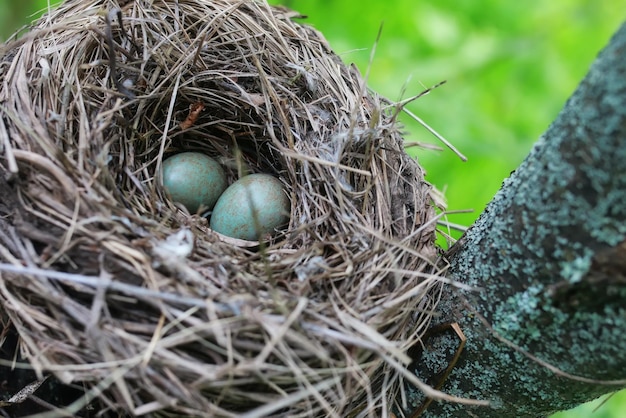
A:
[0, 0, 446, 416]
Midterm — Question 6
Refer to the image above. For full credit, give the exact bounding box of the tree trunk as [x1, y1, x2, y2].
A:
[401, 22, 626, 418]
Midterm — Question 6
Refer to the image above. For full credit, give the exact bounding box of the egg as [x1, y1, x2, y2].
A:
[210, 174, 290, 241]
[162, 152, 227, 213]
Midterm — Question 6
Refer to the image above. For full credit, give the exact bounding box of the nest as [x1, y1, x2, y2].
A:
[0, 0, 445, 416]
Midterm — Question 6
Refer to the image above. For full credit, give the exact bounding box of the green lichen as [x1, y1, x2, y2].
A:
[559, 252, 592, 283]
[401, 22, 626, 418]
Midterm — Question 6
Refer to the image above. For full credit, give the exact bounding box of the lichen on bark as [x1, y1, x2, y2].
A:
[401, 22, 626, 418]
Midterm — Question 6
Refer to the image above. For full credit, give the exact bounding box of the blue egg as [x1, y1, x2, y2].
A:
[210, 174, 290, 241]
[162, 152, 227, 213]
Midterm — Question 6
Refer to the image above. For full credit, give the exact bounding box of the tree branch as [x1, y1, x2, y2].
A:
[402, 22, 626, 418]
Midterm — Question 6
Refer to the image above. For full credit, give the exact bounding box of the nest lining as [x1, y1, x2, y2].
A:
[0, 0, 445, 416]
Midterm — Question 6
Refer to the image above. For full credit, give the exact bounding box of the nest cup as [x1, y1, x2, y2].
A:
[0, 0, 444, 416]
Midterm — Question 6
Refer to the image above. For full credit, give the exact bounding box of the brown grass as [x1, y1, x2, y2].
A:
[0, 0, 449, 416]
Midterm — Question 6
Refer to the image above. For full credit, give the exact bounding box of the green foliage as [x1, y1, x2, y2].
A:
[552, 391, 626, 418]
[0, 0, 53, 40]
[1, 0, 624, 416]
[268, 0, 625, 245]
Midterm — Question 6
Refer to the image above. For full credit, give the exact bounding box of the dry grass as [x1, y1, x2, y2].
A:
[0, 0, 447, 416]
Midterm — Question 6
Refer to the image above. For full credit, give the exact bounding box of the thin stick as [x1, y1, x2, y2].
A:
[404, 107, 468, 161]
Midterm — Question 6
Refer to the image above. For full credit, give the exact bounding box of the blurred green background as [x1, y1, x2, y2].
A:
[1, 0, 625, 416]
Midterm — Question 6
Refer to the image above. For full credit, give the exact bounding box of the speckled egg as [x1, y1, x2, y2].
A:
[210, 174, 290, 241]
[162, 152, 227, 213]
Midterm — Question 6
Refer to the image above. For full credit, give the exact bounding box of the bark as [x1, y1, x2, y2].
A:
[400, 22, 626, 418]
